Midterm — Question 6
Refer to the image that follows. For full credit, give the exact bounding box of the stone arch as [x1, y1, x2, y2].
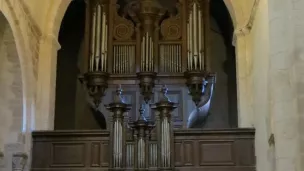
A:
[46, 0, 73, 37]
[0, 12, 24, 149]
[0, 1, 34, 135]
[39, 0, 253, 130]
[223, 0, 237, 27]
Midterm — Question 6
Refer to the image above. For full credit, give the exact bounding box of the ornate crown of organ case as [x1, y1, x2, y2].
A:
[80, 0, 215, 106]
[78, 0, 216, 170]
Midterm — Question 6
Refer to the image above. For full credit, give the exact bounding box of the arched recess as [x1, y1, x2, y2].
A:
[0, 12, 24, 149]
[208, 0, 238, 127]
[41, 0, 251, 130]
[54, 0, 107, 130]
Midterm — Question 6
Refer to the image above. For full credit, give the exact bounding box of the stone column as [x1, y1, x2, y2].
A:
[35, 34, 61, 130]
[234, 32, 254, 128]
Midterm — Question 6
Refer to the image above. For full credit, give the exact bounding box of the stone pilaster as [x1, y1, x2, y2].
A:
[35, 34, 61, 130]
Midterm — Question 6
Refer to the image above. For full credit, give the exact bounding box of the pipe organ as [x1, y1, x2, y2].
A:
[30, 1, 258, 171]
[78, 0, 215, 169]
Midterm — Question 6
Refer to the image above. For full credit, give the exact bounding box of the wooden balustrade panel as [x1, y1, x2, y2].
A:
[173, 128, 255, 171]
[31, 130, 110, 171]
[31, 128, 255, 171]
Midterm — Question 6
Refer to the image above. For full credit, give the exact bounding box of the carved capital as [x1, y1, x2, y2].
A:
[232, 0, 259, 38]
[12, 152, 28, 171]
[40, 34, 61, 50]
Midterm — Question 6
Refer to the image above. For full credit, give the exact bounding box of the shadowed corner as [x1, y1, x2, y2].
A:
[0, 151, 4, 167]
[90, 108, 107, 129]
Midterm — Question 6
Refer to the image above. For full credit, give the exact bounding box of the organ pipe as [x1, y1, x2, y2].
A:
[141, 32, 154, 72]
[89, 4, 108, 72]
[113, 45, 135, 74]
[159, 44, 182, 73]
[105, 87, 131, 169]
[152, 86, 177, 170]
[129, 104, 155, 170]
[187, 1, 206, 71]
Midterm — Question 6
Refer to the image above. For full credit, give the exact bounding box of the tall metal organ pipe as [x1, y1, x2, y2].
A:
[141, 32, 154, 72]
[89, 3, 108, 72]
[187, 1, 206, 71]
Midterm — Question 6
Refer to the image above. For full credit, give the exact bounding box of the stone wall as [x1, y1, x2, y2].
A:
[293, 0, 304, 170]
[0, 13, 26, 171]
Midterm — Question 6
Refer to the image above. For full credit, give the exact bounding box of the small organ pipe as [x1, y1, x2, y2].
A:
[114, 46, 116, 73]
[159, 44, 182, 73]
[145, 33, 149, 71]
[160, 45, 164, 72]
[198, 10, 203, 70]
[178, 45, 181, 72]
[119, 122, 122, 166]
[140, 32, 154, 72]
[189, 13, 193, 70]
[95, 5, 102, 71]
[101, 11, 106, 53]
[150, 37, 153, 71]
[112, 45, 135, 74]
[187, 22, 190, 69]
[104, 25, 108, 71]
[90, 8, 96, 71]
[95, 5, 101, 57]
[101, 11, 106, 71]
[193, 3, 198, 56]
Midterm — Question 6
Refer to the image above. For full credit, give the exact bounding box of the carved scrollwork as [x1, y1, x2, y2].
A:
[113, 5, 135, 41]
[160, 3, 182, 40]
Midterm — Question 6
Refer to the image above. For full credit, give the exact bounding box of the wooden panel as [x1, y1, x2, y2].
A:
[50, 142, 86, 167]
[174, 128, 255, 170]
[174, 140, 183, 166]
[183, 141, 194, 166]
[100, 142, 110, 167]
[198, 141, 235, 166]
[31, 128, 255, 171]
[90, 143, 100, 167]
[31, 130, 110, 170]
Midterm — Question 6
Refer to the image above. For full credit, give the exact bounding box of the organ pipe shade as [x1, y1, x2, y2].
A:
[89, 3, 108, 72]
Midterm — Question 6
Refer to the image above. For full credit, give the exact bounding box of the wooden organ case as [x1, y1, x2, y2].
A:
[31, 0, 256, 171]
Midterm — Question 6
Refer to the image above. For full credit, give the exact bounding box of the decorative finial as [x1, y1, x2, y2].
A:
[113, 84, 125, 103]
[158, 85, 171, 102]
[161, 85, 168, 95]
